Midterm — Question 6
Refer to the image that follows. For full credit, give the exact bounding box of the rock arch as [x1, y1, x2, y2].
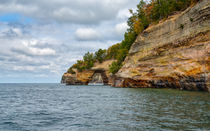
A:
[89, 70, 108, 85]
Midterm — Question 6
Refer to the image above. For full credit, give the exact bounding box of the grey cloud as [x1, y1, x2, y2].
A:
[0, 28, 21, 38]
[75, 28, 101, 41]
[0, 0, 138, 24]
[10, 46, 56, 56]
[57, 44, 95, 53]
[7, 57, 50, 66]
[0, 57, 5, 61]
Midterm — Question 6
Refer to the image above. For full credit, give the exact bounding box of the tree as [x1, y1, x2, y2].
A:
[109, 61, 122, 74]
[74, 60, 86, 72]
[83, 52, 95, 69]
[150, 0, 193, 21]
[127, 0, 149, 35]
[67, 67, 76, 74]
[95, 49, 106, 63]
[106, 43, 121, 59]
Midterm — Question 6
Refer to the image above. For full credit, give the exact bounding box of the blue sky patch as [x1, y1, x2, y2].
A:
[0, 13, 33, 24]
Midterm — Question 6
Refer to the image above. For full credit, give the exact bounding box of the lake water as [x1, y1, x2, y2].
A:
[0, 83, 209, 131]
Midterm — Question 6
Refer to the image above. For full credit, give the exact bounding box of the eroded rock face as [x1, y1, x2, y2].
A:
[61, 70, 94, 85]
[61, 60, 114, 85]
[61, 72, 89, 85]
[115, 0, 210, 91]
[89, 70, 109, 84]
[90, 73, 103, 83]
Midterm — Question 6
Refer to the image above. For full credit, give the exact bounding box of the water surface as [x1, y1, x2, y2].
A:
[0, 84, 209, 130]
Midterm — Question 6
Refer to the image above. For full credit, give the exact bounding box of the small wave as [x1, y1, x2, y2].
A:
[3, 121, 17, 125]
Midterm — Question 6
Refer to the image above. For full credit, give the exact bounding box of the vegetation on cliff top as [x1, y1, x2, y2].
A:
[67, 44, 120, 73]
[67, 0, 199, 74]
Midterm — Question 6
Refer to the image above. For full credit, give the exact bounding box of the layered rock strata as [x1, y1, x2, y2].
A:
[114, 0, 210, 91]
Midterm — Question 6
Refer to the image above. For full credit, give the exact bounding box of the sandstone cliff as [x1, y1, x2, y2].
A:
[114, 0, 210, 91]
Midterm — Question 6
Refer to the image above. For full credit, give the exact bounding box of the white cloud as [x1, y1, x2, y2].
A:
[75, 28, 101, 41]
[13, 66, 35, 71]
[12, 40, 56, 56]
[117, 9, 131, 19]
[0, 3, 38, 15]
[0, 0, 138, 24]
[12, 28, 22, 36]
[28, 47, 56, 56]
[115, 22, 129, 36]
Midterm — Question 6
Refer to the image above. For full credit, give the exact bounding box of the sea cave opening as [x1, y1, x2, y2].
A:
[88, 70, 108, 85]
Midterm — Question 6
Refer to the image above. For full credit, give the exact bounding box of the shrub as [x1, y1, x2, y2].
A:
[95, 49, 106, 63]
[106, 43, 121, 59]
[67, 67, 76, 74]
[74, 60, 86, 72]
[109, 61, 122, 74]
[83, 52, 95, 69]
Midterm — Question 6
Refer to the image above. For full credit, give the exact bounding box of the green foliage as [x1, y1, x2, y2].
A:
[150, 0, 194, 22]
[106, 43, 121, 59]
[116, 48, 128, 63]
[83, 52, 95, 69]
[109, 0, 149, 74]
[67, 67, 76, 74]
[109, 61, 122, 74]
[127, 0, 149, 35]
[69, 52, 95, 72]
[95, 49, 106, 63]
[73, 60, 86, 72]
[121, 32, 137, 50]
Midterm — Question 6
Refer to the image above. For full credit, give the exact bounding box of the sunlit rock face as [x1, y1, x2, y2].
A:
[61, 72, 92, 85]
[114, 0, 210, 91]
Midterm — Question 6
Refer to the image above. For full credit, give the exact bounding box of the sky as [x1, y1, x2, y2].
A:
[0, 0, 140, 83]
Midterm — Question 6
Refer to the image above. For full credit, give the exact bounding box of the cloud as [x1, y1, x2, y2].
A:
[117, 9, 131, 19]
[12, 28, 22, 36]
[0, 0, 138, 24]
[11, 47, 56, 56]
[115, 22, 129, 36]
[75, 28, 101, 41]
[0, 28, 22, 38]
[0, 57, 5, 61]
[10, 39, 56, 56]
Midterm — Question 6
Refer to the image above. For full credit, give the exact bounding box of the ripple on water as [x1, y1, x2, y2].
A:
[0, 84, 209, 131]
